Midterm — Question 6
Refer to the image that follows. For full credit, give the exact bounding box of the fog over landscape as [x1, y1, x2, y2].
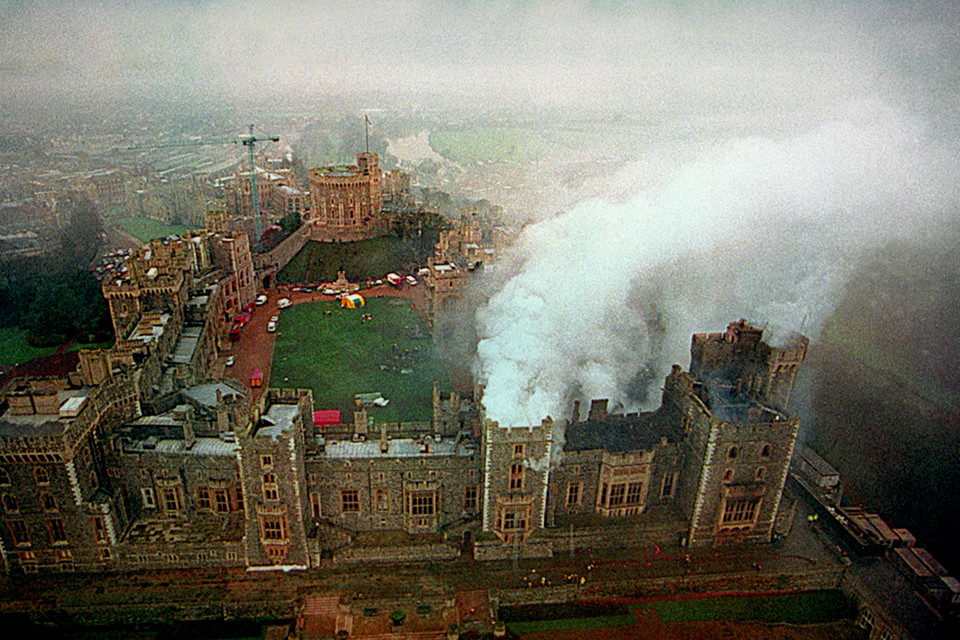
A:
[4, 0, 960, 562]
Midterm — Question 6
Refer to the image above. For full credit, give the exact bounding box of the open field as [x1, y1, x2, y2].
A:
[269, 297, 449, 422]
[0, 327, 113, 367]
[115, 217, 201, 243]
[278, 237, 426, 285]
[427, 121, 650, 166]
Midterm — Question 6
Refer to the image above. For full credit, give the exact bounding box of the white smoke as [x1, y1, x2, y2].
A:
[474, 100, 959, 428]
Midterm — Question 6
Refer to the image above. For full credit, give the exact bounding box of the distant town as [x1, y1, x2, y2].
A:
[0, 114, 956, 640]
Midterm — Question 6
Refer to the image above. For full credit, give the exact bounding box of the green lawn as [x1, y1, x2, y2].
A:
[270, 297, 449, 422]
[115, 217, 201, 243]
[634, 590, 855, 625]
[278, 237, 429, 285]
[506, 614, 636, 633]
[0, 327, 114, 366]
[500, 591, 854, 634]
[0, 327, 56, 365]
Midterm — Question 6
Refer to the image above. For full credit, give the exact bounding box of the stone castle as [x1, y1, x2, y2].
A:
[0, 156, 809, 574]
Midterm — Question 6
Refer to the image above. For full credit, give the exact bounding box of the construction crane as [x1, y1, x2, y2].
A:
[125, 125, 280, 243]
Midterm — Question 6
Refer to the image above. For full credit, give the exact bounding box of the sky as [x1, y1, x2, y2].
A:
[3, 0, 959, 429]
[1, 0, 958, 121]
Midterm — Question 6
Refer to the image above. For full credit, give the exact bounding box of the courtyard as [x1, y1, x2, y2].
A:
[269, 296, 451, 423]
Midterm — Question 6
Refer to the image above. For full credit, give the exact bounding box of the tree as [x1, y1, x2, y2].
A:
[59, 195, 103, 270]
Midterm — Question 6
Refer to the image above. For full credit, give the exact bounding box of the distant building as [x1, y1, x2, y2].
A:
[224, 167, 308, 227]
[424, 213, 513, 329]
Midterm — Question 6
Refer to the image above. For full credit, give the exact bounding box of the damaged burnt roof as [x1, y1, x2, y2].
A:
[563, 404, 684, 453]
[693, 380, 788, 424]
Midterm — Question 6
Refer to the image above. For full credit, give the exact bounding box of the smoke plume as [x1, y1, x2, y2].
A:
[474, 100, 959, 428]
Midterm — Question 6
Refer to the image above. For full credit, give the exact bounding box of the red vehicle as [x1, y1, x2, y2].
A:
[235, 311, 252, 327]
[229, 325, 241, 341]
[250, 368, 263, 388]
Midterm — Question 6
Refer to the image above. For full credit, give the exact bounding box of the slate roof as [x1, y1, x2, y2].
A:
[563, 404, 684, 453]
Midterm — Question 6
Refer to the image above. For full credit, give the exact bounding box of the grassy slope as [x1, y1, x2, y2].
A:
[270, 298, 449, 423]
[278, 237, 418, 285]
[116, 217, 201, 243]
[0, 327, 114, 366]
[0, 327, 55, 365]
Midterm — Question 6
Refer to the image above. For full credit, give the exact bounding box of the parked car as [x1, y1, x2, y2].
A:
[255, 294, 268, 306]
[277, 298, 291, 309]
[225, 356, 235, 366]
[267, 321, 277, 333]
[270, 315, 279, 323]
[405, 275, 418, 286]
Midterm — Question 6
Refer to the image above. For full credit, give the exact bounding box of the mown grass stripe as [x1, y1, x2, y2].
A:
[506, 614, 636, 633]
[631, 590, 854, 624]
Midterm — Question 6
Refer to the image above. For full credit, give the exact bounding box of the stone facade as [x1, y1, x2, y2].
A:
[306, 153, 385, 237]
[482, 418, 554, 545]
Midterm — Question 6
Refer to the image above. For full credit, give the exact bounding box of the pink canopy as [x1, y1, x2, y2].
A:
[313, 410, 341, 427]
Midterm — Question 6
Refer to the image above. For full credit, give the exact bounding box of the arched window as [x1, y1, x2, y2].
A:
[41, 492, 57, 513]
[0, 468, 9, 486]
[723, 469, 734, 482]
[756, 467, 766, 480]
[728, 446, 739, 459]
[2, 494, 19, 513]
[760, 444, 772, 459]
[34, 467, 50, 485]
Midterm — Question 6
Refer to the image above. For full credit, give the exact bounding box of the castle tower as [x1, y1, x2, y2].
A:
[238, 389, 313, 568]
[481, 416, 554, 550]
[675, 319, 808, 547]
[690, 319, 809, 412]
[306, 153, 384, 236]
